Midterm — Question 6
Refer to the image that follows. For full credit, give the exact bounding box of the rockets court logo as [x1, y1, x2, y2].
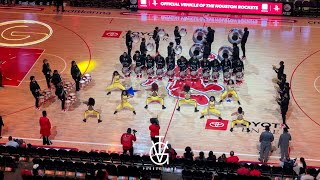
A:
[149, 136, 169, 166]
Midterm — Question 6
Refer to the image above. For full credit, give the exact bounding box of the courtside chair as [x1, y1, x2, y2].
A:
[192, 170, 204, 180]
[142, 155, 153, 166]
[131, 154, 142, 165]
[271, 166, 284, 178]
[100, 152, 111, 163]
[127, 165, 140, 179]
[257, 164, 272, 176]
[150, 169, 161, 180]
[172, 158, 183, 172]
[57, 149, 69, 160]
[204, 171, 213, 180]
[110, 152, 121, 164]
[54, 159, 66, 177]
[194, 160, 206, 171]
[88, 151, 100, 162]
[95, 162, 107, 170]
[120, 153, 131, 165]
[182, 169, 193, 180]
[106, 163, 118, 177]
[47, 148, 59, 159]
[216, 162, 228, 173]
[227, 162, 240, 173]
[117, 164, 129, 179]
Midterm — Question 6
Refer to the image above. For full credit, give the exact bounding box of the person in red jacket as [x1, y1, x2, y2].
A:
[120, 128, 136, 156]
[39, 111, 52, 145]
[0, 60, 4, 87]
[249, 164, 262, 177]
[237, 164, 250, 175]
[149, 118, 160, 154]
[165, 144, 177, 165]
[226, 151, 239, 163]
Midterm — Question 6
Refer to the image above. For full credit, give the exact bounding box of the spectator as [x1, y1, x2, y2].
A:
[96, 169, 108, 180]
[183, 146, 194, 160]
[249, 164, 262, 177]
[39, 110, 52, 145]
[120, 128, 136, 156]
[293, 157, 307, 175]
[6, 136, 19, 148]
[218, 153, 227, 162]
[300, 169, 315, 180]
[195, 151, 206, 161]
[278, 128, 291, 161]
[237, 163, 250, 175]
[226, 151, 239, 163]
[207, 151, 216, 162]
[165, 144, 177, 165]
[0, 115, 4, 139]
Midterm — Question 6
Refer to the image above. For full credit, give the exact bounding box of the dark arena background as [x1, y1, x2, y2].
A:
[0, 0, 320, 179]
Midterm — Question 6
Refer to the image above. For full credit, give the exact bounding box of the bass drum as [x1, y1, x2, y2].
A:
[189, 43, 203, 59]
[217, 46, 233, 61]
[228, 28, 243, 44]
[158, 29, 166, 38]
[192, 28, 207, 44]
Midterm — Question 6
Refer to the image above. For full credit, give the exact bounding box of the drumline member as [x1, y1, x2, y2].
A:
[221, 55, 232, 83]
[174, 26, 181, 45]
[166, 55, 176, 82]
[211, 58, 221, 82]
[119, 52, 132, 78]
[140, 38, 147, 55]
[125, 30, 133, 56]
[219, 79, 241, 105]
[114, 90, 136, 115]
[189, 53, 200, 81]
[155, 54, 165, 80]
[133, 51, 145, 78]
[42, 59, 52, 89]
[233, 58, 244, 83]
[230, 107, 250, 132]
[167, 42, 175, 58]
[144, 83, 166, 109]
[146, 55, 155, 79]
[177, 56, 188, 81]
[83, 97, 102, 123]
[106, 71, 125, 95]
[153, 27, 160, 54]
[55, 82, 67, 111]
[200, 58, 212, 83]
[176, 85, 199, 112]
[200, 96, 222, 120]
[29, 76, 41, 110]
[71, 61, 81, 92]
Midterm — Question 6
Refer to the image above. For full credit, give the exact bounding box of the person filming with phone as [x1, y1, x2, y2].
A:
[120, 128, 137, 156]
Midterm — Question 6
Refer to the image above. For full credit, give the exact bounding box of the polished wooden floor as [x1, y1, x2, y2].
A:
[0, 6, 320, 166]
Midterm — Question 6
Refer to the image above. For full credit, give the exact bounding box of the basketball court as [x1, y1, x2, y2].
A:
[0, 6, 320, 166]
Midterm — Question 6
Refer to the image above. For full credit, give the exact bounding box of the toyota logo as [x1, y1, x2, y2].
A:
[209, 122, 225, 128]
[106, 32, 119, 37]
[283, 4, 291, 11]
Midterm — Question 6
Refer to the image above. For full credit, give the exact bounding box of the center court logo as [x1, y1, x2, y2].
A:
[149, 136, 169, 165]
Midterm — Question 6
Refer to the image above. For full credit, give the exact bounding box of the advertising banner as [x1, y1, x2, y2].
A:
[138, 0, 283, 15]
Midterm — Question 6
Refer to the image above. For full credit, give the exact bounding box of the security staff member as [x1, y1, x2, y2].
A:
[259, 126, 274, 163]
[167, 42, 175, 58]
[126, 30, 133, 56]
[174, 26, 181, 45]
[29, 76, 41, 109]
[206, 27, 215, 50]
[200, 58, 211, 74]
[71, 61, 81, 92]
[120, 52, 132, 68]
[202, 41, 211, 59]
[241, 27, 249, 59]
[153, 27, 160, 53]
[55, 82, 66, 111]
[232, 43, 240, 61]
[177, 56, 188, 72]
[51, 70, 62, 88]
[155, 54, 165, 70]
[42, 59, 51, 88]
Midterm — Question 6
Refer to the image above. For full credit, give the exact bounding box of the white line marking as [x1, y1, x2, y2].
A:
[314, 76, 320, 94]
[0, 10, 320, 29]
[5, 136, 320, 162]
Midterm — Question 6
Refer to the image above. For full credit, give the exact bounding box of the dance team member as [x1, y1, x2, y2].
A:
[230, 107, 250, 132]
[200, 58, 212, 83]
[220, 79, 241, 105]
[240, 27, 249, 59]
[144, 83, 166, 109]
[114, 90, 136, 115]
[155, 54, 165, 80]
[106, 71, 125, 95]
[125, 30, 133, 56]
[211, 58, 221, 82]
[83, 97, 102, 123]
[176, 85, 199, 112]
[71, 61, 81, 92]
[120, 52, 132, 77]
[177, 56, 188, 81]
[166, 55, 175, 82]
[146, 55, 155, 79]
[174, 26, 181, 45]
[42, 59, 52, 88]
[55, 82, 66, 111]
[29, 76, 41, 110]
[200, 96, 222, 120]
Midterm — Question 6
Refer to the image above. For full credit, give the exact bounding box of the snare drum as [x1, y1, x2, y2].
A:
[147, 68, 154, 75]
[223, 72, 231, 80]
[122, 67, 130, 76]
[80, 80, 86, 88]
[39, 96, 45, 105]
[190, 71, 197, 79]
[212, 72, 220, 80]
[167, 70, 174, 77]
[156, 69, 163, 76]
[179, 71, 186, 78]
[134, 66, 142, 75]
[236, 72, 243, 79]
[44, 90, 51, 99]
[84, 74, 91, 82]
[203, 72, 210, 82]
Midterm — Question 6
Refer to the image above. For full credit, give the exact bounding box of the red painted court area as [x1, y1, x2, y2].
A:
[0, 47, 44, 86]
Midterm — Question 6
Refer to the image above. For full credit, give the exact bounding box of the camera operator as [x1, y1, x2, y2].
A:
[149, 118, 160, 154]
[120, 128, 136, 156]
[6, 136, 19, 148]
